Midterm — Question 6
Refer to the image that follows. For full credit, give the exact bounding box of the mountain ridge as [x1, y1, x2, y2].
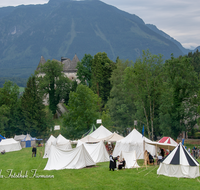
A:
[0, 0, 193, 78]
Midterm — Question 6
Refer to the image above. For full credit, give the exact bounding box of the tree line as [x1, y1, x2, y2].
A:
[1, 50, 200, 140]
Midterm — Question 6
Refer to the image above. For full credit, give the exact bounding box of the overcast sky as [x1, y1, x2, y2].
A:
[0, 0, 199, 49]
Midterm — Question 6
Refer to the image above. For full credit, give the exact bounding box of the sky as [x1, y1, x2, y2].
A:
[0, 0, 200, 50]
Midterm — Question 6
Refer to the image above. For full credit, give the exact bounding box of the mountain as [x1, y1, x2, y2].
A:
[146, 24, 191, 54]
[0, 0, 185, 78]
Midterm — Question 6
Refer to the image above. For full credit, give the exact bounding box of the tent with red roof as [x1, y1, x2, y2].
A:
[158, 137, 178, 146]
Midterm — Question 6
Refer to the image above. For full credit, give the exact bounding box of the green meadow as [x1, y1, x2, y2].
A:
[1, 147, 200, 190]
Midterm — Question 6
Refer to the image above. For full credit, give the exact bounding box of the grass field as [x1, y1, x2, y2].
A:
[1, 147, 200, 190]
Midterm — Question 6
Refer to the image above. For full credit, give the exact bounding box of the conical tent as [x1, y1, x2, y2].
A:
[104, 132, 124, 142]
[44, 144, 95, 170]
[157, 143, 199, 178]
[77, 141, 109, 163]
[113, 128, 155, 159]
[53, 134, 72, 151]
[21, 134, 36, 148]
[158, 137, 178, 146]
[90, 125, 112, 140]
[43, 135, 56, 158]
[78, 135, 100, 144]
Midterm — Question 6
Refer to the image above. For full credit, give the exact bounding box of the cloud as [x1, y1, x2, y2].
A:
[0, 0, 48, 7]
[101, 0, 200, 49]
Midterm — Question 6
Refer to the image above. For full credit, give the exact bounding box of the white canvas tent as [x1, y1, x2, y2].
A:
[52, 134, 72, 151]
[43, 135, 56, 158]
[78, 135, 100, 143]
[14, 135, 26, 141]
[157, 143, 199, 178]
[77, 141, 109, 163]
[113, 128, 155, 159]
[119, 151, 140, 169]
[44, 144, 95, 170]
[0, 138, 22, 152]
[146, 141, 177, 151]
[89, 125, 112, 140]
[104, 132, 124, 142]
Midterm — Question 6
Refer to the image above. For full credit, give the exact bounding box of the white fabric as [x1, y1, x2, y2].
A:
[78, 135, 100, 143]
[89, 125, 112, 140]
[53, 134, 72, 151]
[77, 141, 109, 163]
[146, 141, 177, 151]
[120, 151, 140, 168]
[157, 143, 199, 178]
[0, 138, 22, 152]
[113, 128, 155, 159]
[103, 132, 124, 142]
[44, 144, 95, 170]
[157, 163, 199, 178]
[14, 135, 26, 141]
[43, 135, 56, 158]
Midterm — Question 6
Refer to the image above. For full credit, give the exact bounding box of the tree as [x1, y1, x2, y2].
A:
[0, 105, 10, 136]
[21, 75, 53, 136]
[106, 59, 135, 134]
[159, 55, 199, 139]
[91, 52, 116, 107]
[124, 50, 164, 140]
[35, 59, 71, 116]
[0, 81, 21, 137]
[63, 84, 101, 139]
[76, 54, 93, 87]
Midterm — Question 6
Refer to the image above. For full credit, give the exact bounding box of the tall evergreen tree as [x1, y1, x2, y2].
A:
[21, 75, 53, 136]
[0, 81, 21, 137]
[91, 52, 116, 107]
[76, 54, 93, 87]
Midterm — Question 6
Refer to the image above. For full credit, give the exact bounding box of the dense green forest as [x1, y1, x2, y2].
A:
[1, 50, 200, 140]
[0, 77, 27, 88]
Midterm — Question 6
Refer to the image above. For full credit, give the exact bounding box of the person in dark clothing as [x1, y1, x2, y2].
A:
[118, 158, 126, 169]
[109, 153, 115, 171]
[32, 146, 37, 157]
[148, 152, 154, 164]
[160, 148, 165, 158]
[109, 154, 119, 171]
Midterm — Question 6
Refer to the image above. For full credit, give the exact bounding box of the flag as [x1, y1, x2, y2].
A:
[182, 138, 184, 145]
[142, 125, 144, 137]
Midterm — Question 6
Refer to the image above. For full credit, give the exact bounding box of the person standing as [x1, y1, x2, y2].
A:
[32, 146, 37, 157]
[109, 153, 115, 171]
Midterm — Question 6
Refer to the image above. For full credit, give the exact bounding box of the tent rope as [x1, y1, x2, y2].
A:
[144, 166, 158, 176]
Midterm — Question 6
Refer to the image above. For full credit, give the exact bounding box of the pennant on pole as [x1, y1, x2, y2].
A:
[142, 125, 144, 137]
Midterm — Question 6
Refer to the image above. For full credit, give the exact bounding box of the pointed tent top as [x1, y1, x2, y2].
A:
[119, 128, 152, 143]
[90, 125, 112, 139]
[158, 137, 178, 145]
[162, 143, 199, 166]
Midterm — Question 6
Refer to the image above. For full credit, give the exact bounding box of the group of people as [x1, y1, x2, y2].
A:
[105, 142, 115, 153]
[189, 146, 200, 159]
[109, 153, 126, 171]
